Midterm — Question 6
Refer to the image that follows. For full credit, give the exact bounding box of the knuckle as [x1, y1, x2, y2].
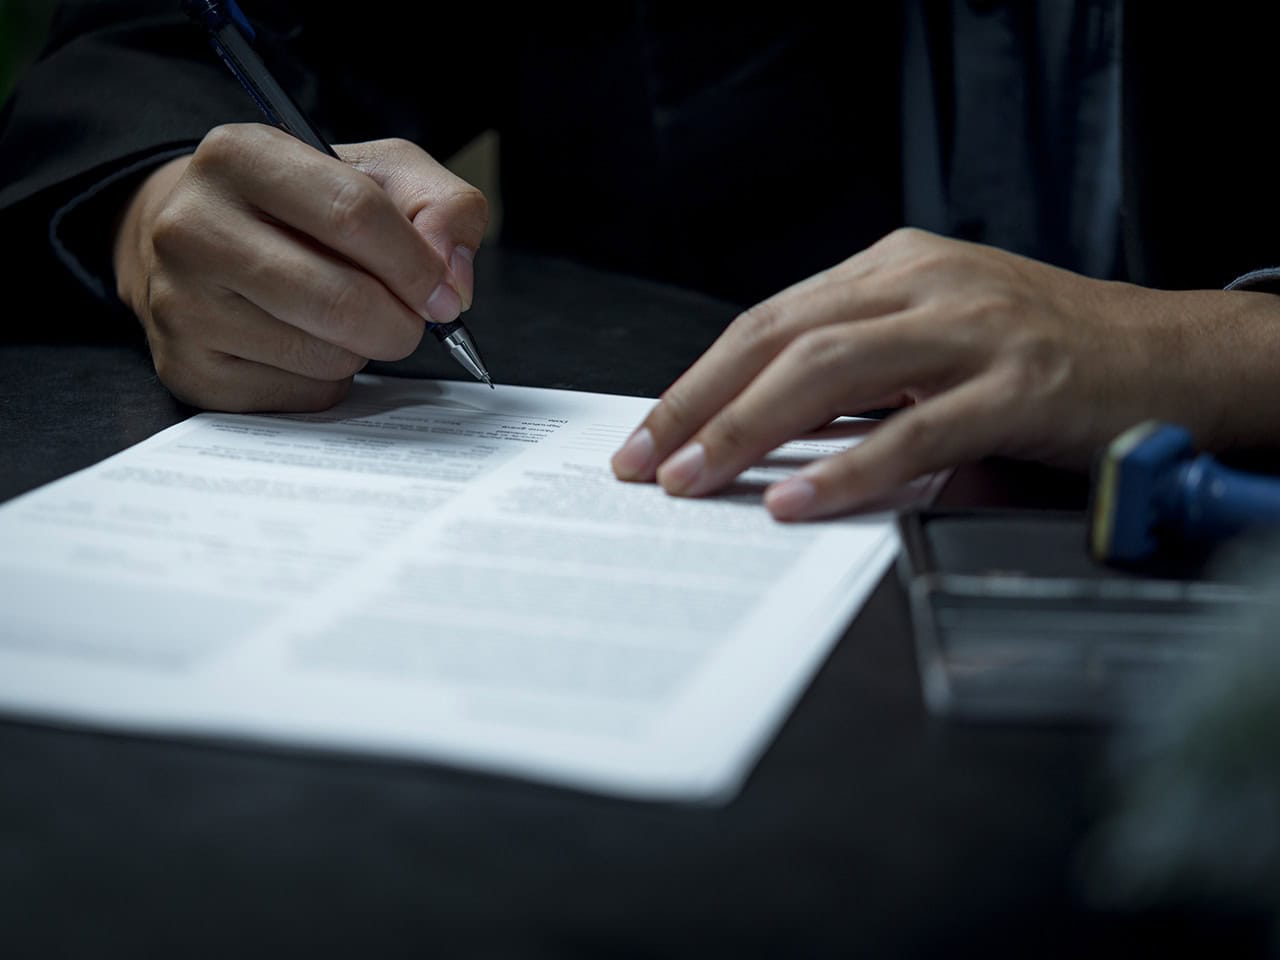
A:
[880, 225, 929, 253]
[450, 184, 490, 225]
[876, 227, 958, 276]
[149, 203, 199, 260]
[730, 301, 787, 357]
[710, 407, 753, 453]
[906, 238, 965, 277]
[320, 277, 369, 346]
[383, 136, 415, 156]
[457, 193, 490, 241]
[144, 279, 181, 327]
[326, 175, 381, 241]
[237, 246, 280, 293]
[892, 409, 945, 455]
[909, 248, 955, 276]
[789, 326, 850, 375]
[655, 384, 699, 433]
[194, 125, 236, 165]
[411, 182, 490, 245]
[193, 122, 257, 170]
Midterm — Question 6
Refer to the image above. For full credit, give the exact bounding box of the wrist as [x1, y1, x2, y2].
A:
[1136, 288, 1280, 454]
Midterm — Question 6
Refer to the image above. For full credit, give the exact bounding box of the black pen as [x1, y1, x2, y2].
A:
[181, 0, 493, 388]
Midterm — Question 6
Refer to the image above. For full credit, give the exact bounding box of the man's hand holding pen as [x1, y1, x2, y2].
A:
[112, 124, 487, 411]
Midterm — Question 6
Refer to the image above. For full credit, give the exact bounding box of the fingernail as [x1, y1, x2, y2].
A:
[612, 427, 655, 480]
[425, 281, 462, 324]
[765, 476, 817, 520]
[451, 246, 475, 311]
[657, 442, 706, 494]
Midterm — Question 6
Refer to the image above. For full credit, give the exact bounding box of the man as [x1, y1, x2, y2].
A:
[3, 1, 1278, 518]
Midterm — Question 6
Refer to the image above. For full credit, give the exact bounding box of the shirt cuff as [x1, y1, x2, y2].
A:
[1225, 267, 1280, 294]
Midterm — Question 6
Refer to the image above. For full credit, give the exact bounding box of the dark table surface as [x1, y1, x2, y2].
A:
[0, 248, 1267, 958]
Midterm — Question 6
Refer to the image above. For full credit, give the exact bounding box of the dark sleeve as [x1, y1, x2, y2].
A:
[0, 1, 494, 331]
[1119, 1, 1280, 291]
[1225, 268, 1280, 296]
[0, 1, 277, 324]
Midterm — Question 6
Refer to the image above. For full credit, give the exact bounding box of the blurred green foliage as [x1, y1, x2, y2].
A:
[0, 0, 57, 106]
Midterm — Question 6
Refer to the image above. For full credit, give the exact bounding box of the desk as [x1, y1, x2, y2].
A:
[0, 249, 1262, 957]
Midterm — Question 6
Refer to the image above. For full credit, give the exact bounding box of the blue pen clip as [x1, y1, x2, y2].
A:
[181, 0, 332, 153]
[223, 0, 256, 41]
[181, 0, 252, 41]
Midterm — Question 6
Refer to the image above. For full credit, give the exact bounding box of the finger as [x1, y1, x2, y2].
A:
[154, 199, 426, 362]
[210, 214, 427, 362]
[154, 343, 355, 413]
[142, 278, 361, 411]
[611, 264, 912, 483]
[763, 372, 1017, 521]
[341, 139, 490, 310]
[194, 124, 460, 326]
[198, 291, 369, 382]
[654, 312, 955, 497]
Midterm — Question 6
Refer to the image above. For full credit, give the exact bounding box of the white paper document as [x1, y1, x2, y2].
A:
[0, 376, 933, 801]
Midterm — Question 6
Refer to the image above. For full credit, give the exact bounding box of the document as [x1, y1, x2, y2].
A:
[0, 376, 934, 801]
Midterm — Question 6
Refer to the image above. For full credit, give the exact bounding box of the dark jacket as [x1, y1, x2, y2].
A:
[0, 1, 1274, 332]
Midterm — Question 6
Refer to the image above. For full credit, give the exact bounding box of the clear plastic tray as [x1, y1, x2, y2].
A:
[896, 509, 1258, 723]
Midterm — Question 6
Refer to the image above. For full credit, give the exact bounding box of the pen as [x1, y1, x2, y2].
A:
[181, 0, 493, 388]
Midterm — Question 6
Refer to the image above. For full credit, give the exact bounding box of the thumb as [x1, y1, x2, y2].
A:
[337, 138, 489, 309]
